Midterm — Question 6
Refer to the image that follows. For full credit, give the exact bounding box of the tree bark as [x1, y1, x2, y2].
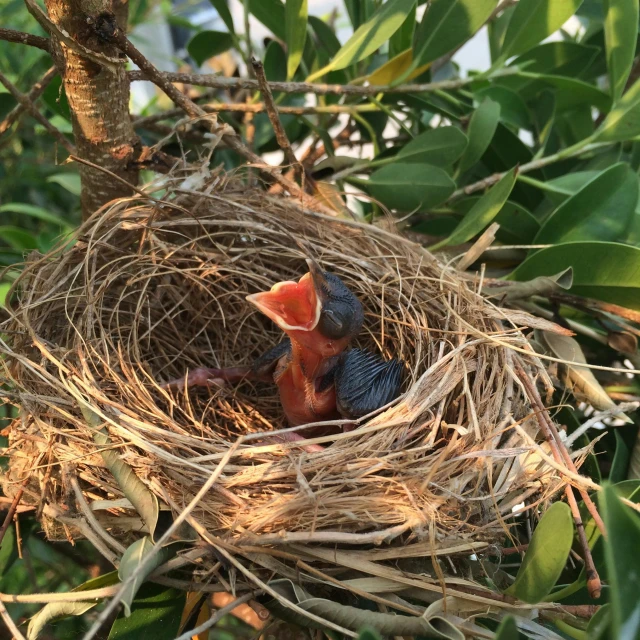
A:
[44, 0, 139, 219]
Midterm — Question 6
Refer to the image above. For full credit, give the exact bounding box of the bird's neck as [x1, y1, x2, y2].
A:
[289, 338, 338, 383]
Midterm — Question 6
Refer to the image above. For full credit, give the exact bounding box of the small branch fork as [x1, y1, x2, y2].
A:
[515, 362, 603, 599]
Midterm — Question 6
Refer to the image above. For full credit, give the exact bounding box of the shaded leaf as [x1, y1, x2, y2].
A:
[458, 98, 501, 174]
[47, 173, 81, 196]
[0, 226, 39, 251]
[389, 4, 416, 58]
[410, 0, 497, 74]
[0, 203, 73, 231]
[505, 502, 574, 603]
[395, 126, 468, 166]
[475, 86, 530, 129]
[495, 616, 519, 639]
[208, 0, 235, 34]
[596, 77, 640, 141]
[587, 603, 612, 640]
[534, 162, 639, 244]
[438, 167, 516, 247]
[187, 31, 234, 67]
[599, 485, 640, 639]
[0, 524, 18, 576]
[28, 602, 96, 640]
[264, 40, 287, 83]
[510, 241, 640, 310]
[249, 0, 286, 40]
[366, 163, 456, 212]
[603, 0, 639, 100]
[307, 0, 417, 79]
[308, 16, 341, 60]
[118, 536, 172, 617]
[501, 0, 584, 59]
[108, 583, 186, 639]
[285, 0, 308, 79]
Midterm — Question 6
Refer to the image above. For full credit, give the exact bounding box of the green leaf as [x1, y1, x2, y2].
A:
[186, 31, 234, 67]
[307, 0, 417, 79]
[534, 163, 639, 245]
[395, 126, 468, 166]
[0, 226, 39, 251]
[118, 537, 172, 617]
[600, 485, 640, 639]
[587, 603, 611, 640]
[366, 163, 456, 212]
[249, 0, 286, 40]
[108, 584, 186, 640]
[357, 629, 382, 640]
[495, 616, 519, 639]
[28, 602, 96, 639]
[0, 203, 73, 232]
[508, 41, 601, 81]
[47, 173, 81, 196]
[505, 501, 574, 603]
[264, 40, 287, 82]
[410, 0, 497, 74]
[208, 0, 235, 33]
[0, 524, 18, 576]
[510, 242, 640, 310]
[475, 86, 531, 129]
[603, 0, 639, 100]
[309, 16, 342, 60]
[501, 0, 584, 60]
[458, 98, 501, 174]
[285, 0, 308, 79]
[389, 4, 416, 59]
[438, 167, 517, 247]
[595, 77, 640, 141]
[0, 283, 10, 308]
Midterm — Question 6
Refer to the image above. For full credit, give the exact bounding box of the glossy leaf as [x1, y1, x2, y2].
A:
[208, 0, 235, 33]
[534, 163, 639, 245]
[307, 0, 417, 79]
[600, 485, 640, 640]
[603, 0, 639, 100]
[108, 584, 186, 639]
[366, 163, 456, 212]
[505, 501, 574, 603]
[596, 77, 640, 141]
[410, 0, 497, 74]
[458, 99, 501, 174]
[501, 0, 584, 59]
[187, 31, 234, 67]
[285, 0, 308, 79]
[249, 0, 286, 40]
[439, 167, 517, 247]
[395, 126, 468, 166]
[511, 242, 640, 310]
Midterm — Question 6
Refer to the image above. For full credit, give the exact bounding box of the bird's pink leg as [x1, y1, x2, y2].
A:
[160, 366, 255, 391]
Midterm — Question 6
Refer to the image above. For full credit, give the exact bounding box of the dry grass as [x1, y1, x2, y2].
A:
[0, 173, 588, 621]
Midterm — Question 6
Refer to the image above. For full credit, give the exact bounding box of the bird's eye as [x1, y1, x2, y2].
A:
[323, 309, 343, 330]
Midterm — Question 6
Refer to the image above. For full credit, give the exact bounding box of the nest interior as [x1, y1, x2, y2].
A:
[1, 179, 573, 561]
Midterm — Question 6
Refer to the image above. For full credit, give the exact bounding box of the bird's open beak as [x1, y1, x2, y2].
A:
[246, 262, 322, 332]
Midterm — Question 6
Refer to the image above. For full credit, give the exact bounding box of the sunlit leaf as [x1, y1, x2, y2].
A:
[366, 163, 455, 212]
[603, 0, 639, 100]
[208, 0, 235, 34]
[596, 77, 640, 141]
[534, 163, 639, 244]
[187, 31, 234, 67]
[437, 167, 516, 247]
[501, 0, 584, 60]
[47, 173, 81, 196]
[366, 49, 431, 85]
[410, 0, 497, 75]
[307, 0, 417, 80]
[458, 98, 501, 174]
[285, 0, 308, 79]
[395, 126, 468, 166]
[505, 502, 574, 603]
[511, 242, 640, 310]
[599, 485, 640, 639]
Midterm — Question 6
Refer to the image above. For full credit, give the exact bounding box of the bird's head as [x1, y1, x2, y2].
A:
[246, 259, 364, 356]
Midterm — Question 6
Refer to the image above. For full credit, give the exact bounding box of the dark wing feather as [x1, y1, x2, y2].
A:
[334, 348, 404, 419]
[251, 338, 291, 380]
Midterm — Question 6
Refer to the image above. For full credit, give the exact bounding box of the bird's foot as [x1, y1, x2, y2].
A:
[160, 366, 251, 392]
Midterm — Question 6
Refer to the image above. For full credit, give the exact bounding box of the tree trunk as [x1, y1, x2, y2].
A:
[44, 0, 139, 219]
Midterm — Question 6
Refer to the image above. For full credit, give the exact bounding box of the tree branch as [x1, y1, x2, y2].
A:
[0, 66, 57, 136]
[0, 68, 74, 153]
[128, 66, 520, 97]
[0, 27, 50, 51]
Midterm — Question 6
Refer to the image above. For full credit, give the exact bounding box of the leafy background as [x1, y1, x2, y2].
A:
[2, 0, 640, 638]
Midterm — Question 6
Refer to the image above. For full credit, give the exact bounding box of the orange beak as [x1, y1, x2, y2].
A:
[246, 261, 322, 332]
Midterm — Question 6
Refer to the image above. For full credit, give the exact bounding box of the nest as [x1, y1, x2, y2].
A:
[1, 176, 581, 618]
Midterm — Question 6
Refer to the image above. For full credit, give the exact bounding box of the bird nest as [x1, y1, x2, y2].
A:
[0, 174, 583, 621]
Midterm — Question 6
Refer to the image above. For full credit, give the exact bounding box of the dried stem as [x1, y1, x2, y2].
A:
[0, 600, 26, 640]
[0, 28, 49, 51]
[515, 363, 602, 599]
[0, 479, 28, 547]
[251, 58, 301, 175]
[0, 69, 74, 153]
[0, 66, 57, 136]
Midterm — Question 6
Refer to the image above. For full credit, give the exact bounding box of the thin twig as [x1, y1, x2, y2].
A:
[0, 28, 49, 51]
[515, 363, 602, 599]
[0, 69, 74, 153]
[251, 57, 301, 174]
[128, 66, 521, 96]
[0, 600, 26, 640]
[0, 66, 57, 136]
[0, 478, 28, 547]
[173, 592, 255, 640]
